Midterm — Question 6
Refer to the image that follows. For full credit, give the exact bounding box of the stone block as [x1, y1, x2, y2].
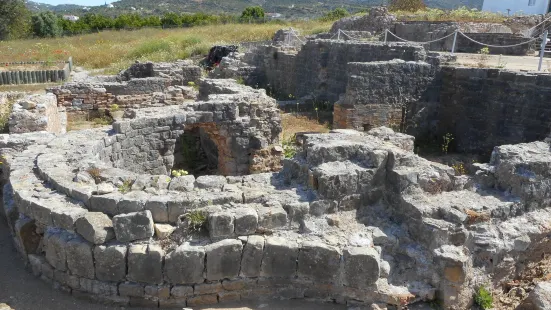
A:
[128, 244, 164, 284]
[94, 244, 127, 282]
[260, 237, 299, 278]
[154, 223, 175, 239]
[195, 175, 226, 190]
[145, 196, 169, 223]
[75, 212, 115, 245]
[309, 200, 338, 216]
[256, 205, 287, 229]
[159, 298, 187, 308]
[234, 208, 258, 235]
[208, 211, 234, 239]
[164, 243, 205, 284]
[343, 247, 380, 288]
[89, 193, 120, 216]
[240, 235, 265, 278]
[297, 241, 341, 283]
[51, 207, 87, 231]
[129, 297, 158, 307]
[187, 294, 218, 306]
[65, 235, 95, 279]
[145, 285, 170, 299]
[113, 210, 154, 242]
[44, 229, 71, 271]
[171, 285, 194, 298]
[283, 202, 310, 222]
[28, 254, 45, 276]
[117, 191, 149, 213]
[218, 291, 241, 303]
[222, 278, 256, 291]
[205, 239, 243, 281]
[168, 175, 195, 192]
[54, 270, 80, 290]
[119, 282, 145, 297]
[194, 282, 223, 295]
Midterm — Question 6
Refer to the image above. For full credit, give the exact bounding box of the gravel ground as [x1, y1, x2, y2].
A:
[453, 52, 550, 72]
[0, 215, 345, 310]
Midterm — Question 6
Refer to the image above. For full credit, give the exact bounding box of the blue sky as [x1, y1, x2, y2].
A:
[39, 0, 115, 5]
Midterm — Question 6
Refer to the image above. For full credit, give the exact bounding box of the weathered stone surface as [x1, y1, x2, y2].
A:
[44, 229, 71, 271]
[208, 211, 234, 239]
[154, 223, 175, 239]
[205, 239, 243, 281]
[14, 217, 41, 257]
[261, 237, 299, 277]
[94, 244, 127, 282]
[119, 282, 145, 297]
[195, 175, 226, 190]
[256, 205, 287, 229]
[75, 212, 115, 245]
[171, 285, 193, 298]
[518, 281, 551, 310]
[164, 244, 205, 284]
[298, 241, 341, 283]
[65, 235, 95, 279]
[113, 210, 154, 242]
[343, 247, 380, 288]
[128, 244, 164, 284]
[168, 175, 195, 192]
[240, 235, 265, 277]
[145, 196, 169, 223]
[234, 208, 258, 235]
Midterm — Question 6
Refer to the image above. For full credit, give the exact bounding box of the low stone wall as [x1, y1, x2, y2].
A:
[8, 94, 67, 134]
[119, 60, 202, 86]
[455, 33, 531, 55]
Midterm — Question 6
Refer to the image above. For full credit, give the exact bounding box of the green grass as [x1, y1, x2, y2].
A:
[392, 7, 505, 23]
[474, 286, 494, 310]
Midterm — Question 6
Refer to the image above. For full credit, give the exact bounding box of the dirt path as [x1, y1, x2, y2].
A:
[453, 52, 551, 72]
[0, 215, 346, 310]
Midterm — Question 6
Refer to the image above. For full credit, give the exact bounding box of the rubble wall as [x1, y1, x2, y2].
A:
[8, 94, 67, 134]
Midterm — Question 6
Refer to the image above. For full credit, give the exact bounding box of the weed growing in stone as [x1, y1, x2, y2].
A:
[184, 210, 207, 232]
[452, 162, 467, 175]
[92, 115, 113, 126]
[109, 104, 120, 112]
[188, 81, 199, 91]
[118, 179, 132, 194]
[441, 133, 454, 154]
[474, 286, 494, 309]
[86, 167, 102, 184]
[477, 47, 490, 68]
[171, 169, 189, 177]
[282, 137, 298, 159]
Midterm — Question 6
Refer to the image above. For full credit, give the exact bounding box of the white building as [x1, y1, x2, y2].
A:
[62, 15, 80, 21]
[482, 0, 551, 15]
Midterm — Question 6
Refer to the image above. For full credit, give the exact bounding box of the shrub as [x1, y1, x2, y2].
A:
[109, 104, 120, 112]
[282, 137, 298, 159]
[320, 8, 350, 22]
[474, 286, 493, 309]
[184, 210, 207, 232]
[118, 179, 132, 194]
[389, 0, 426, 12]
[241, 6, 265, 20]
[31, 12, 63, 38]
[171, 169, 189, 177]
[86, 167, 102, 184]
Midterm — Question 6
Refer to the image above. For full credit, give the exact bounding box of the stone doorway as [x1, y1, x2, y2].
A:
[173, 126, 219, 177]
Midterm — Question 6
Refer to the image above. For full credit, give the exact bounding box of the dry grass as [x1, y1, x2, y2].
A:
[0, 21, 331, 74]
[393, 7, 505, 23]
[0, 83, 62, 94]
[281, 113, 330, 141]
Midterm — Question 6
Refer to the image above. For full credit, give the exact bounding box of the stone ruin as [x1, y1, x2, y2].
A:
[2, 25, 551, 310]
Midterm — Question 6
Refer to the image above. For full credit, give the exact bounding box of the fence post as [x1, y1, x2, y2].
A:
[451, 31, 458, 55]
[384, 29, 388, 44]
[539, 30, 548, 72]
[338, 29, 341, 41]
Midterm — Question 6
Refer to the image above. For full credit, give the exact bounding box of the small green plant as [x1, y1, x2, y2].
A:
[92, 116, 113, 126]
[118, 179, 132, 194]
[441, 133, 454, 154]
[477, 47, 490, 68]
[187, 81, 199, 90]
[109, 104, 120, 112]
[474, 286, 493, 310]
[171, 169, 189, 177]
[184, 210, 207, 232]
[235, 77, 245, 85]
[282, 136, 298, 159]
[452, 162, 467, 175]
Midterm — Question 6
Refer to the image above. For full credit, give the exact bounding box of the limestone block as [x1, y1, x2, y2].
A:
[195, 175, 227, 190]
[208, 211, 234, 239]
[171, 285, 194, 298]
[44, 229, 71, 271]
[51, 206, 87, 231]
[234, 208, 258, 235]
[309, 200, 338, 217]
[297, 241, 342, 283]
[128, 244, 164, 284]
[164, 243, 205, 284]
[518, 281, 551, 310]
[54, 270, 80, 290]
[65, 235, 95, 279]
[195, 282, 223, 295]
[154, 223, 175, 239]
[118, 191, 149, 213]
[145, 196, 169, 223]
[94, 244, 127, 282]
[283, 202, 310, 222]
[145, 285, 170, 299]
[240, 235, 265, 278]
[343, 247, 380, 288]
[205, 239, 243, 281]
[89, 193, 121, 216]
[168, 175, 195, 192]
[260, 237, 299, 278]
[75, 212, 115, 245]
[256, 205, 287, 229]
[119, 282, 145, 297]
[113, 210, 154, 242]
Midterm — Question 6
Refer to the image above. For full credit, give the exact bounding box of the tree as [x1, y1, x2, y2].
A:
[241, 6, 265, 20]
[31, 12, 62, 38]
[389, 0, 426, 12]
[0, 0, 30, 40]
[320, 8, 350, 21]
[161, 12, 182, 27]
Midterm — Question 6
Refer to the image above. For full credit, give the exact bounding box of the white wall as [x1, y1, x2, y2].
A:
[482, 0, 550, 15]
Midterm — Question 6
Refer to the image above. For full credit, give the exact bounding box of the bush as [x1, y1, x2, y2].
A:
[31, 12, 63, 38]
[241, 6, 265, 20]
[389, 0, 426, 12]
[0, 0, 31, 40]
[320, 8, 350, 22]
[128, 40, 172, 59]
[474, 287, 493, 309]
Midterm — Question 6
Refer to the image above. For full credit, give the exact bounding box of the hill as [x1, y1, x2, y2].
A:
[27, 0, 484, 18]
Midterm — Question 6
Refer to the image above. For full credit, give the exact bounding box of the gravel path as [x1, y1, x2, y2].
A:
[0, 215, 345, 310]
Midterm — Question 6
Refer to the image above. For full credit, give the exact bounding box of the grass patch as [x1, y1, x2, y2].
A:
[281, 113, 330, 142]
[0, 21, 332, 72]
[474, 286, 494, 309]
[393, 7, 505, 23]
[118, 179, 132, 194]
